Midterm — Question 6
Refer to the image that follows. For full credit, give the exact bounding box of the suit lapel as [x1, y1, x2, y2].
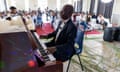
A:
[61, 19, 71, 32]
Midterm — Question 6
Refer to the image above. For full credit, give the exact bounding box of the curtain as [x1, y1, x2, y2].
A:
[97, 0, 114, 18]
[4, 0, 7, 11]
[104, 0, 114, 18]
[89, 0, 95, 15]
[74, 0, 83, 12]
[97, 0, 105, 16]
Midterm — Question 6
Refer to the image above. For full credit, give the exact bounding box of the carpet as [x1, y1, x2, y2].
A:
[36, 24, 101, 35]
[36, 23, 54, 36]
[85, 30, 101, 35]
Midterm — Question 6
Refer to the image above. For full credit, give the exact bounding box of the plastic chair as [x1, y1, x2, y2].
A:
[66, 29, 84, 72]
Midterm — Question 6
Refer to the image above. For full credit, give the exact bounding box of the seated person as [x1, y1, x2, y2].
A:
[96, 14, 107, 24]
[9, 6, 18, 17]
[40, 4, 77, 62]
[97, 14, 108, 29]
[92, 13, 97, 19]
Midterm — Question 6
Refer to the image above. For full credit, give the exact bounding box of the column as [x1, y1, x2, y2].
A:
[57, 0, 61, 11]
[94, 0, 98, 14]
[0, 0, 6, 11]
[25, 0, 29, 11]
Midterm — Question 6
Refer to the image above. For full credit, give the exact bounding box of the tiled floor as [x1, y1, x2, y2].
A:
[40, 17, 120, 72]
[64, 32, 120, 72]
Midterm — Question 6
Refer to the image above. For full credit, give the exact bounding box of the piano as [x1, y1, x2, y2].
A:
[0, 16, 63, 72]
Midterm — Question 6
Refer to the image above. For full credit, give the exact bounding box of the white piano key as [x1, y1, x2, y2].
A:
[48, 54, 56, 61]
[33, 32, 56, 62]
[34, 32, 47, 49]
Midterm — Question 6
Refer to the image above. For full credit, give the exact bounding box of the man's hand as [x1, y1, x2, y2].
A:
[47, 47, 56, 54]
[39, 35, 48, 39]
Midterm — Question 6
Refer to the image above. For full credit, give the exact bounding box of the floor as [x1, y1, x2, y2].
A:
[64, 32, 120, 72]
[39, 16, 120, 72]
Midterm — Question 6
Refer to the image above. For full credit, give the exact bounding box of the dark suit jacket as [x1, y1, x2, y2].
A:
[46, 19, 77, 61]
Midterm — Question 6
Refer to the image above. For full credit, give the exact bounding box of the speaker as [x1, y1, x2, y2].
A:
[113, 27, 120, 41]
[103, 27, 114, 42]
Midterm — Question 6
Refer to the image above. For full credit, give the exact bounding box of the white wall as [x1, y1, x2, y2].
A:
[29, 0, 38, 10]
[94, 0, 98, 14]
[38, 0, 47, 11]
[112, 0, 120, 14]
[111, 0, 120, 25]
[82, 0, 91, 12]
[5, 0, 75, 11]
[58, 0, 74, 11]
[6, 0, 25, 10]
[16, 0, 25, 10]
[25, 0, 29, 11]
[47, 0, 57, 10]
[0, 0, 5, 11]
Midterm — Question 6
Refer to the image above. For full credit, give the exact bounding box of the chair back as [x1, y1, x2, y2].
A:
[74, 29, 84, 54]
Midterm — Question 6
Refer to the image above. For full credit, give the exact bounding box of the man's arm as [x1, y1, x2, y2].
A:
[40, 22, 61, 39]
[40, 30, 57, 39]
[55, 26, 77, 54]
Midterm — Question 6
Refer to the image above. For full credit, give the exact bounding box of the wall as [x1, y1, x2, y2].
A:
[5, 0, 75, 11]
[94, 0, 98, 14]
[29, 0, 38, 10]
[111, 0, 120, 25]
[0, 0, 5, 11]
[38, 0, 47, 11]
[16, 0, 25, 10]
[112, 0, 120, 14]
[6, 0, 25, 10]
[82, 0, 91, 12]
[57, 0, 74, 11]
[47, 0, 57, 10]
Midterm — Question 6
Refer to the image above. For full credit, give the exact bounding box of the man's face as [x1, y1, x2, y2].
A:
[11, 9, 17, 14]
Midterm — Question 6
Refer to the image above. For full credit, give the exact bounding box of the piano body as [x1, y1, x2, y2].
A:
[0, 16, 63, 72]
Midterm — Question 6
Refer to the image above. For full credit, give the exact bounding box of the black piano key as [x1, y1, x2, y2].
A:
[34, 55, 45, 67]
[41, 51, 47, 55]
[44, 58, 50, 62]
[39, 49, 46, 53]
[43, 56, 49, 59]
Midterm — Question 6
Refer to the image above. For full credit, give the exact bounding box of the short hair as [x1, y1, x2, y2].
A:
[9, 6, 16, 10]
[60, 4, 73, 20]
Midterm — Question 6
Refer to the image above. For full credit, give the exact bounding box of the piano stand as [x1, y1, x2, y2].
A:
[39, 61, 63, 72]
[22, 61, 63, 72]
[0, 32, 63, 72]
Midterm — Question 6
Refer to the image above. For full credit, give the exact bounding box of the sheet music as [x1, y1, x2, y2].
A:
[24, 16, 35, 30]
[0, 16, 30, 34]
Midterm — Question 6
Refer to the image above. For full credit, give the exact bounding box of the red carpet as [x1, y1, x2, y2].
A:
[36, 23, 54, 36]
[36, 24, 101, 36]
[85, 30, 101, 35]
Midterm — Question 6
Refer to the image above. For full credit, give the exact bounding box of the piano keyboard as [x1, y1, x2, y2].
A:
[33, 32, 56, 62]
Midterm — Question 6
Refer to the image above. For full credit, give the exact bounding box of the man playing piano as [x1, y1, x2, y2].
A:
[40, 4, 77, 62]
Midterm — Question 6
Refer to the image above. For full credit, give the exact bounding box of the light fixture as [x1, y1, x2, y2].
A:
[101, 0, 112, 3]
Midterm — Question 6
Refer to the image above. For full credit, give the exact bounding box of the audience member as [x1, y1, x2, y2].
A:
[50, 10, 56, 28]
[9, 6, 18, 16]
[31, 10, 37, 26]
[97, 14, 108, 30]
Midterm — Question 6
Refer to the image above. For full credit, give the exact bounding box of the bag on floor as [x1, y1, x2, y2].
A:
[103, 27, 114, 42]
[113, 27, 120, 41]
